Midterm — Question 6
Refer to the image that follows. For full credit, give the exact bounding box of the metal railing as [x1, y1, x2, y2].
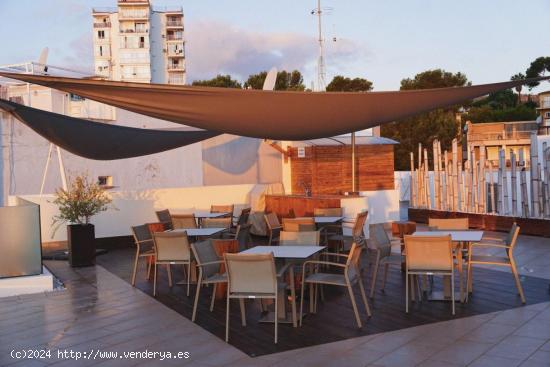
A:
[468, 131, 534, 142]
[94, 22, 111, 28]
[167, 64, 184, 70]
[168, 76, 185, 85]
[166, 34, 183, 41]
[120, 28, 148, 33]
[166, 21, 183, 27]
[119, 11, 149, 19]
[92, 7, 117, 13]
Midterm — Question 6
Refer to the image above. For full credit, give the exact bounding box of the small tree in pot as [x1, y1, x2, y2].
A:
[52, 174, 113, 267]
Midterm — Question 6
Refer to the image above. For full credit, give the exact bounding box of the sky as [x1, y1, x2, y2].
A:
[0, 0, 549, 92]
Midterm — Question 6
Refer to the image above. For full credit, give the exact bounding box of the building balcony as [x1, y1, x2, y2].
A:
[168, 75, 185, 85]
[92, 7, 117, 13]
[166, 20, 183, 27]
[166, 34, 183, 41]
[94, 22, 111, 28]
[121, 42, 147, 49]
[119, 11, 149, 20]
[118, 0, 150, 5]
[120, 28, 149, 34]
[167, 64, 185, 71]
[154, 6, 182, 13]
[167, 50, 184, 57]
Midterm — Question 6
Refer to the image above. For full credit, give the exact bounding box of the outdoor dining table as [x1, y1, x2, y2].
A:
[193, 211, 231, 227]
[170, 227, 226, 237]
[412, 230, 484, 302]
[240, 245, 326, 327]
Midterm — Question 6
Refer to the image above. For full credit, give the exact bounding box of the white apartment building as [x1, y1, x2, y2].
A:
[92, 0, 186, 84]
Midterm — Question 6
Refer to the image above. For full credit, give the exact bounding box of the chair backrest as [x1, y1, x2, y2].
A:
[211, 204, 234, 216]
[404, 235, 453, 271]
[345, 242, 363, 281]
[282, 217, 316, 232]
[314, 207, 343, 217]
[368, 223, 392, 257]
[171, 214, 197, 229]
[153, 231, 191, 262]
[352, 211, 369, 240]
[235, 223, 252, 251]
[280, 230, 320, 246]
[264, 212, 281, 231]
[202, 217, 232, 229]
[237, 208, 251, 226]
[131, 224, 154, 252]
[428, 217, 469, 230]
[191, 240, 221, 279]
[155, 209, 173, 230]
[506, 223, 520, 249]
[224, 253, 277, 295]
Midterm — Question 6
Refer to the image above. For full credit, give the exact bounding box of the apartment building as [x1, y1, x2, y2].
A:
[537, 90, 550, 135]
[92, 0, 186, 84]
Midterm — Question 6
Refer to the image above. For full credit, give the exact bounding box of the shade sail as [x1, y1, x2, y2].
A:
[1, 72, 548, 141]
[0, 98, 219, 160]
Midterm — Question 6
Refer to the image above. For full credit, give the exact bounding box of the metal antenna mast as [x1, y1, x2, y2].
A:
[312, 0, 326, 91]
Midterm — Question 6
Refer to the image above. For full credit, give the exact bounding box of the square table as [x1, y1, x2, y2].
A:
[170, 227, 226, 237]
[412, 230, 484, 302]
[240, 245, 326, 326]
[194, 211, 230, 219]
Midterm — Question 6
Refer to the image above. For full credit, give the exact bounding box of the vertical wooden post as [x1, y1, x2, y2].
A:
[502, 149, 509, 215]
[544, 143, 550, 218]
[424, 148, 431, 209]
[410, 152, 415, 208]
[497, 148, 504, 215]
[488, 161, 495, 214]
[510, 150, 517, 217]
[479, 145, 486, 214]
[530, 133, 540, 217]
[433, 140, 440, 210]
[452, 139, 458, 212]
[519, 148, 529, 217]
[464, 160, 471, 212]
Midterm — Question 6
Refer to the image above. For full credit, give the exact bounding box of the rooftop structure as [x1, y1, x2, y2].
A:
[92, 0, 186, 84]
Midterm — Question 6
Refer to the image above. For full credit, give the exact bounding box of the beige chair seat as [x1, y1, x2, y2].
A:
[408, 268, 453, 275]
[305, 272, 347, 286]
[469, 255, 510, 265]
[205, 273, 228, 283]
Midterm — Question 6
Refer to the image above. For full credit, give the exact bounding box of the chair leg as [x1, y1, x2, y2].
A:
[451, 272, 456, 315]
[466, 263, 472, 303]
[510, 261, 526, 304]
[192, 276, 202, 322]
[131, 252, 140, 286]
[210, 283, 218, 311]
[309, 283, 315, 313]
[239, 299, 246, 326]
[147, 259, 152, 280]
[166, 264, 173, 287]
[274, 295, 278, 344]
[153, 263, 158, 297]
[405, 270, 409, 313]
[347, 283, 362, 328]
[369, 252, 380, 298]
[358, 279, 371, 317]
[300, 276, 306, 326]
[225, 296, 230, 342]
[186, 263, 191, 297]
[289, 268, 297, 327]
[314, 284, 318, 313]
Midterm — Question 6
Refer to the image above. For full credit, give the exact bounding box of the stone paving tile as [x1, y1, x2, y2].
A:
[485, 335, 547, 361]
[469, 355, 523, 367]
[429, 340, 494, 366]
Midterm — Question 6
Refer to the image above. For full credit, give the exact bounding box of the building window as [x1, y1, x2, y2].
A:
[98, 30, 105, 39]
[98, 176, 113, 187]
[99, 46, 103, 56]
[70, 94, 84, 102]
[545, 112, 550, 119]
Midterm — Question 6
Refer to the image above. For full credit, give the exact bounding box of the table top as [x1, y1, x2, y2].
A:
[412, 230, 484, 242]
[170, 227, 226, 236]
[293, 216, 344, 224]
[241, 246, 326, 259]
[194, 212, 230, 219]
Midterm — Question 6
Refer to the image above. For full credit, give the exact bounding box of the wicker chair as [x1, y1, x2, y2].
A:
[130, 224, 156, 286]
[152, 231, 192, 297]
[300, 242, 371, 328]
[171, 214, 198, 229]
[190, 240, 228, 322]
[224, 253, 289, 344]
[264, 212, 282, 246]
[467, 223, 524, 303]
[155, 209, 173, 230]
[404, 234, 455, 315]
[282, 217, 316, 232]
[368, 223, 404, 298]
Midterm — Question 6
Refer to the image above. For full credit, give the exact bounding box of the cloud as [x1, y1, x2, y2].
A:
[185, 20, 369, 83]
[59, 32, 94, 74]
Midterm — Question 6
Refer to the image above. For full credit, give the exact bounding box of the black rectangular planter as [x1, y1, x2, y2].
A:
[67, 224, 96, 267]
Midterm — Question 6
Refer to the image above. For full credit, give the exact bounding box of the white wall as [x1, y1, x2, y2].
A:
[10, 183, 260, 242]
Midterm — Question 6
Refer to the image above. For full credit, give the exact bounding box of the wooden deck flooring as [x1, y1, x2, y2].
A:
[95, 242, 550, 357]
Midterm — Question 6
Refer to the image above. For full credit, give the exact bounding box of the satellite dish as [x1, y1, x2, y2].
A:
[262, 67, 277, 91]
[37, 47, 49, 73]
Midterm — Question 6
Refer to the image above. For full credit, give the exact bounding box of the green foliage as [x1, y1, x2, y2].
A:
[462, 104, 538, 124]
[192, 75, 242, 88]
[52, 174, 114, 236]
[326, 75, 373, 92]
[525, 56, 550, 89]
[471, 89, 517, 110]
[381, 69, 469, 170]
[243, 70, 305, 91]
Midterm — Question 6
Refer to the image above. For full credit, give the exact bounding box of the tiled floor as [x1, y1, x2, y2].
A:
[1, 231, 549, 367]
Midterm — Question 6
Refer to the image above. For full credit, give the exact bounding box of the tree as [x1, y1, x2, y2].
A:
[511, 72, 525, 103]
[381, 69, 469, 170]
[326, 76, 373, 92]
[525, 56, 550, 89]
[243, 70, 306, 91]
[462, 104, 538, 124]
[192, 74, 242, 88]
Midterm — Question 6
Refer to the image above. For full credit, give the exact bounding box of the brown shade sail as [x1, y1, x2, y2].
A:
[1, 72, 548, 141]
[0, 98, 219, 160]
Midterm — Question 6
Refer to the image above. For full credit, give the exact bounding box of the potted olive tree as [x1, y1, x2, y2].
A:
[52, 174, 113, 267]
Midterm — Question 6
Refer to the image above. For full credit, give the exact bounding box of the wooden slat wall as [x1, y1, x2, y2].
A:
[289, 145, 394, 194]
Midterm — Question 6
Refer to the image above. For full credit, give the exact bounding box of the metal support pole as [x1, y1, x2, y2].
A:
[351, 132, 356, 193]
